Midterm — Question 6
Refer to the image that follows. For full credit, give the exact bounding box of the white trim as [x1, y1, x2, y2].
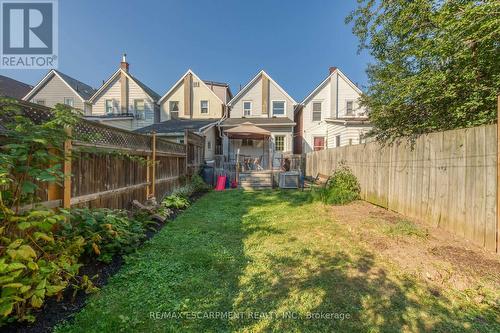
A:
[271, 100, 286, 117]
[89, 69, 157, 103]
[243, 100, 252, 116]
[300, 68, 363, 106]
[227, 70, 296, 106]
[157, 69, 225, 105]
[23, 70, 88, 102]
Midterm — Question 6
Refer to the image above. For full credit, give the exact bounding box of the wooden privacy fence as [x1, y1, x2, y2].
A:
[9, 102, 207, 210]
[306, 124, 498, 253]
[185, 130, 205, 176]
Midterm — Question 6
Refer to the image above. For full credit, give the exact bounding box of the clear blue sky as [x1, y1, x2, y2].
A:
[2, 0, 371, 101]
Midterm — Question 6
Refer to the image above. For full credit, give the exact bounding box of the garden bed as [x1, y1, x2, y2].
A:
[3, 192, 206, 333]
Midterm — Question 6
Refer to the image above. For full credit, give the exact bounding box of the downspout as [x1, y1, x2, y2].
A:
[335, 72, 339, 119]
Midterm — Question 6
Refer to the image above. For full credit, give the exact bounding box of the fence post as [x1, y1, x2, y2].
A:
[497, 94, 500, 253]
[151, 131, 157, 199]
[63, 126, 72, 208]
[47, 147, 62, 204]
[146, 155, 150, 199]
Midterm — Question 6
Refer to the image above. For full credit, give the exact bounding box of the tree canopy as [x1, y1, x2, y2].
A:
[347, 0, 500, 142]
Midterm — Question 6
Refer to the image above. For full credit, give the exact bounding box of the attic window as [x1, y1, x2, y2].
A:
[193, 81, 200, 87]
[346, 101, 354, 116]
[272, 101, 285, 116]
[200, 100, 209, 114]
[170, 101, 179, 118]
[312, 102, 322, 121]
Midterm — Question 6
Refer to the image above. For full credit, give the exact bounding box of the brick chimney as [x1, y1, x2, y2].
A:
[120, 54, 129, 114]
[329, 66, 337, 75]
[120, 53, 129, 72]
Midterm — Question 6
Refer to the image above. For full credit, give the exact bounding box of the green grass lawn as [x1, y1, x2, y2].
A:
[55, 190, 500, 332]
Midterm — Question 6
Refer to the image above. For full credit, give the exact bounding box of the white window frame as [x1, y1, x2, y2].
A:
[271, 100, 286, 117]
[169, 100, 179, 117]
[64, 97, 74, 107]
[346, 100, 354, 116]
[243, 101, 252, 117]
[134, 99, 145, 120]
[274, 135, 285, 152]
[105, 99, 113, 114]
[200, 100, 209, 114]
[312, 101, 322, 122]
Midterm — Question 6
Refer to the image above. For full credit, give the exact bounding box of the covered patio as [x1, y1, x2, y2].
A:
[225, 122, 272, 171]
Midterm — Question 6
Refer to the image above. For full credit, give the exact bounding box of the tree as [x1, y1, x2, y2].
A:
[346, 0, 500, 142]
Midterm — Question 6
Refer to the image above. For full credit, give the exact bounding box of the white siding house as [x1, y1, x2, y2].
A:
[295, 67, 371, 153]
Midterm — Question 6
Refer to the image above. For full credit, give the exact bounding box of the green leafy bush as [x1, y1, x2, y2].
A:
[190, 174, 211, 193]
[58, 208, 148, 263]
[312, 162, 361, 205]
[170, 184, 195, 199]
[0, 208, 89, 324]
[162, 195, 190, 210]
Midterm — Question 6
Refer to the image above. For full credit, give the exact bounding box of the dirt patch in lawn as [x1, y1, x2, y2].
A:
[329, 201, 500, 293]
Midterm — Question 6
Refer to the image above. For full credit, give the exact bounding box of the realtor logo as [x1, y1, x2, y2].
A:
[1, 0, 58, 68]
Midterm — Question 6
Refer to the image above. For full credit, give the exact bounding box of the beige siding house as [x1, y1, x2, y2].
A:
[23, 70, 95, 114]
[87, 55, 160, 131]
[220, 70, 297, 168]
[138, 70, 232, 161]
[295, 67, 371, 153]
[158, 69, 230, 121]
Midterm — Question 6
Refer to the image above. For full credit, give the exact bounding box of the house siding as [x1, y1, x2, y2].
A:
[160, 74, 226, 121]
[326, 123, 372, 148]
[28, 74, 85, 110]
[301, 70, 370, 152]
[230, 74, 294, 121]
[92, 74, 156, 131]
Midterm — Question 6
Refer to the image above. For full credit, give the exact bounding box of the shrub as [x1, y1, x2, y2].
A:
[312, 162, 361, 205]
[162, 195, 190, 210]
[0, 208, 89, 324]
[190, 174, 211, 193]
[171, 184, 195, 199]
[58, 208, 148, 264]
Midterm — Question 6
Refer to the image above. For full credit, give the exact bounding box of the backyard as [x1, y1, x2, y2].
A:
[54, 190, 500, 332]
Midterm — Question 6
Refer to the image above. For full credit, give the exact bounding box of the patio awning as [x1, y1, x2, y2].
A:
[225, 122, 271, 139]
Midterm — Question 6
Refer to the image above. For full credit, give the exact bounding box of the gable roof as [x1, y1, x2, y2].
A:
[23, 70, 96, 101]
[0, 75, 33, 99]
[89, 68, 160, 102]
[300, 68, 363, 106]
[158, 69, 225, 105]
[134, 118, 220, 135]
[228, 70, 297, 107]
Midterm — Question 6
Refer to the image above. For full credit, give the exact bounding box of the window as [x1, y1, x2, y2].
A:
[169, 101, 179, 117]
[200, 100, 209, 114]
[193, 81, 200, 87]
[272, 101, 285, 116]
[242, 139, 253, 146]
[207, 140, 212, 150]
[346, 101, 354, 116]
[134, 99, 145, 120]
[64, 97, 74, 107]
[36, 99, 45, 106]
[336, 135, 341, 147]
[243, 101, 252, 116]
[312, 102, 322, 121]
[275, 135, 285, 151]
[105, 99, 113, 114]
[178, 138, 185, 144]
[313, 137, 325, 151]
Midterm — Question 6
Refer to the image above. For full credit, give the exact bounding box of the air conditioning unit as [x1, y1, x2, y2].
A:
[279, 171, 300, 189]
